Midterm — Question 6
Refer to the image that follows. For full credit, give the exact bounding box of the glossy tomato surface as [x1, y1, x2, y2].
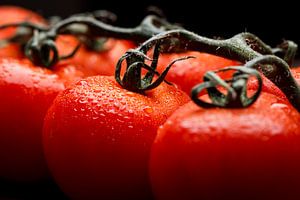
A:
[157, 52, 239, 94]
[0, 58, 84, 181]
[150, 93, 300, 200]
[43, 75, 189, 200]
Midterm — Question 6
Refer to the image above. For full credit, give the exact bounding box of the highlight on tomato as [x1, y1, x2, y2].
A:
[42, 46, 190, 200]
[150, 63, 300, 200]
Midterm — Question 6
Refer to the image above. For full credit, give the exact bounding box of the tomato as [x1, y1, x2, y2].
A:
[56, 35, 134, 76]
[150, 93, 300, 200]
[156, 52, 239, 94]
[43, 75, 189, 200]
[0, 58, 85, 181]
[0, 6, 46, 59]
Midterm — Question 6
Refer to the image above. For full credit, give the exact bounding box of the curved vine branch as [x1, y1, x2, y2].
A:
[0, 12, 180, 68]
[121, 29, 299, 111]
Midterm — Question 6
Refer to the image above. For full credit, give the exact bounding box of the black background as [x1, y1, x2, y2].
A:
[1, 0, 299, 47]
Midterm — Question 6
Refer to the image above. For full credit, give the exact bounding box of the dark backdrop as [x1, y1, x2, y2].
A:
[1, 0, 299, 47]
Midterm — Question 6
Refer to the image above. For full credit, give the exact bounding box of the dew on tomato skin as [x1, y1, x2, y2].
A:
[116, 119, 124, 123]
[270, 103, 289, 110]
[143, 106, 153, 114]
[78, 97, 88, 104]
[108, 108, 117, 114]
[123, 116, 130, 120]
[78, 80, 88, 86]
[128, 125, 134, 129]
[126, 91, 135, 97]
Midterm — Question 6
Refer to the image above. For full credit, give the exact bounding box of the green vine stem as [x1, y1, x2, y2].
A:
[0, 14, 180, 68]
[119, 29, 300, 111]
[135, 29, 297, 64]
[191, 66, 262, 108]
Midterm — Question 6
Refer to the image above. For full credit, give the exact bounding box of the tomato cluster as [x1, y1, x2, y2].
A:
[1, 5, 300, 200]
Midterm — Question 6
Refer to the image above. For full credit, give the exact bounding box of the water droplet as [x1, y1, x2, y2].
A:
[80, 108, 85, 112]
[78, 97, 87, 104]
[92, 116, 99, 120]
[271, 103, 288, 110]
[126, 91, 135, 97]
[78, 80, 88, 86]
[128, 125, 134, 129]
[143, 106, 153, 114]
[73, 108, 78, 112]
[108, 108, 117, 114]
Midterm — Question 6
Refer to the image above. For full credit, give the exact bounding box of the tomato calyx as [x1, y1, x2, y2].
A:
[115, 42, 194, 93]
[191, 65, 262, 108]
[191, 55, 300, 110]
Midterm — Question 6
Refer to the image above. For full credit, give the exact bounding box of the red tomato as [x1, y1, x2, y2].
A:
[43, 75, 189, 200]
[0, 6, 46, 59]
[150, 93, 300, 200]
[0, 58, 84, 181]
[157, 52, 239, 94]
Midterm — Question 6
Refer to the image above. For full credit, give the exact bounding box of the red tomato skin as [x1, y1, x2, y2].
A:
[247, 68, 300, 102]
[0, 58, 84, 181]
[157, 52, 239, 94]
[292, 67, 300, 80]
[150, 93, 300, 200]
[43, 76, 189, 200]
[0, 6, 46, 59]
[57, 36, 135, 76]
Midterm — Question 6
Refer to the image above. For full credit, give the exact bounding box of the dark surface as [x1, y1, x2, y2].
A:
[0, 179, 68, 200]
